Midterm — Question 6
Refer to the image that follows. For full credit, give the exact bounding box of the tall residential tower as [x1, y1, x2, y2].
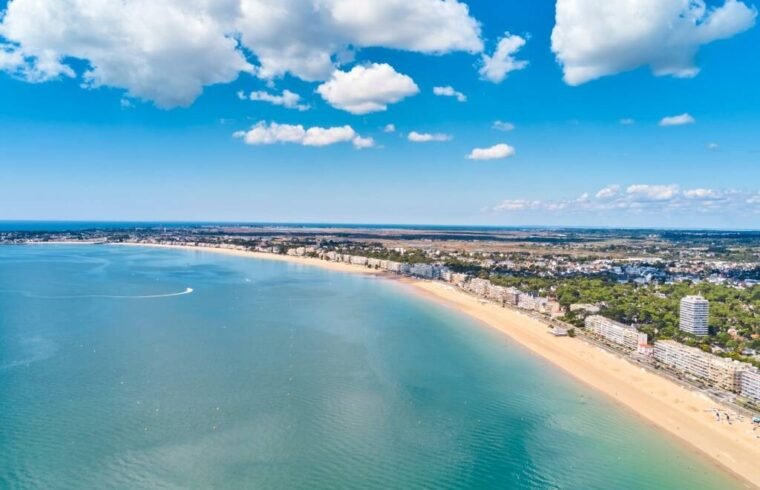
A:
[679, 295, 709, 336]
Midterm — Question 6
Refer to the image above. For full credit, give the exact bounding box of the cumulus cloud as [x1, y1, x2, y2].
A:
[707, 142, 720, 151]
[552, 0, 757, 86]
[467, 143, 516, 160]
[351, 135, 376, 149]
[0, 0, 252, 108]
[595, 184, 621, 199]
[0, 0, 481, 107]
[433, 85, 466, 102]
[660, 113, 696, 126]
[493, 120, 515, 131]
[408, 131, 452, 142]
[317, 63, 419, 114]
[238, 89, 310, 111]
[619, 118, 635, 125]
[683, 188, 721, 199]
[479, 32, 528, 83]
[626, 184, 680, 201]
[240, 0, 483, 81]
[383, 124, 396, 133]
[233, 121, 370, 149]
[492, 184, 759, 214]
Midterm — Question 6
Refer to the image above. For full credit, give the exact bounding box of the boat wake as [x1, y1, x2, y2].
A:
[0, 287, 194, 300]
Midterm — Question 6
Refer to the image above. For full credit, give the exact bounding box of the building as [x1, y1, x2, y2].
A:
[465, 278, 490, 297]
[517, 294, 538, 311]
[679, 295, 709, 336]
[569, 303, 600, 314]
[739, 368, 760, 403]
[349, 255, 368, 266]
[653, 340, 747, 392]
[585, 315, 648, 351]
[504, 287, 521, 306]
[410, 263, 438, 279]
[551, 326, 568, 336]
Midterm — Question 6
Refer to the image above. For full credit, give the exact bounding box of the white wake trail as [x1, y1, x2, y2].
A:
[0, 287, 194, 300]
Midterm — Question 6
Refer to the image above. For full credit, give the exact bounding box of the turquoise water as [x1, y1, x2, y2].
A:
[0, 245, 742, 489]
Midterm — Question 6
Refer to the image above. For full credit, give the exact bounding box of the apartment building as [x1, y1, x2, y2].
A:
[584, 315, 648, 351]
[653, 340, 746, 392]
[739, 368, 760, 403]
[679, 295, 710, 336]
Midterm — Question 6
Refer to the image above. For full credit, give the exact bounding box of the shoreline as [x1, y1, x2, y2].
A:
[108, 243, 758, 487]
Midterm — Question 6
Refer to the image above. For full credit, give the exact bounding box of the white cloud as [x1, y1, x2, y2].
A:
[317, 63, 419, 114]
[433, 85, 466, 102]
[595, 184, 621, 199]
[383, 124, 396, 133]
[239, 89, 309, 111]
[234, 121, 370, 149]
[120, 98, 134, 109]
[302, 126, 358, 146]
[0, 0, 252, 108]
[0, 0, 481, 107]
[552, 0, 757, 85]
[493, 200, 539, 211]
[626, 184, 680, 201]
[660, 113, 696, 126]
[408, 131, 452, 142]
[707, 142, 720, 150]
[493, 120, 515, 131]
[492, 184, 758, 214]
[467, 143, 516, 160]
[239, 0, 483, 81]
[683, 188, 721, 199]
[352, 135, 375, 149]
[619, 118, 635, 125]
[479, 32, 528, 83]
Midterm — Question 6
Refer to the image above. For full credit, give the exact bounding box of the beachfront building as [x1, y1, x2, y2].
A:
[584, 315, 648, 351]
[349, 255, 368, 266]
[382, 260, 409, 274]
[367, 258, 382, 268]
[449, 272, 469, 286]
[504, 288, 521, 306]
[679, 295, 709, 336]
[465, 278, 490, 297]
[517, 294, 538, 311]
[739, 368, 760, 403]
[410, 263, 440, 279]
[653, 340, 746, 392]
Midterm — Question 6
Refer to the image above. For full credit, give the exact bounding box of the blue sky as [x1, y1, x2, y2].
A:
[0, 0, 758, 228]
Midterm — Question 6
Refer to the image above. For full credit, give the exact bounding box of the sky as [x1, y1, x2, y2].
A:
[0, 0, 759, 229]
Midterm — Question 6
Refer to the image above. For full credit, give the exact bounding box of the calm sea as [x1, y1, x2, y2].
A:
[0, 245, 741, 489]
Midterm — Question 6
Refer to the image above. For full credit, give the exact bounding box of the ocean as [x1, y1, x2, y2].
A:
[0, 245, 740, 489]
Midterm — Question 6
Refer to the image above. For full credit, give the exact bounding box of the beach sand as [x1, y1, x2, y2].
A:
[118, 243, 760, 488]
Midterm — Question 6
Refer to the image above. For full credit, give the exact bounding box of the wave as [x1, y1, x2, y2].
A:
[0, 287, 193, 300]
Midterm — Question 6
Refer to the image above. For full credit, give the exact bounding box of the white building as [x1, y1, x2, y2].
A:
[463, 278, 489, 297]
[410, 263, 438, 279]
[679, 295, 709, 336]
[349, 255, 368, 266]
[585, 315, 647, 351]
[740, 368, 760, 403]
[654, 340, 747, 392]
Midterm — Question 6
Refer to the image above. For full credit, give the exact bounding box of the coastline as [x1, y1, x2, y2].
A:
[117, 243, 759, 488]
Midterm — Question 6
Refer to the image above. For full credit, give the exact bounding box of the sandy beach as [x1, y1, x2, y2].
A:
[117, 243, 760, 488]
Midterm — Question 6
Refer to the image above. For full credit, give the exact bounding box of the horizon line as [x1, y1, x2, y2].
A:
[1, 219, 759, 233]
